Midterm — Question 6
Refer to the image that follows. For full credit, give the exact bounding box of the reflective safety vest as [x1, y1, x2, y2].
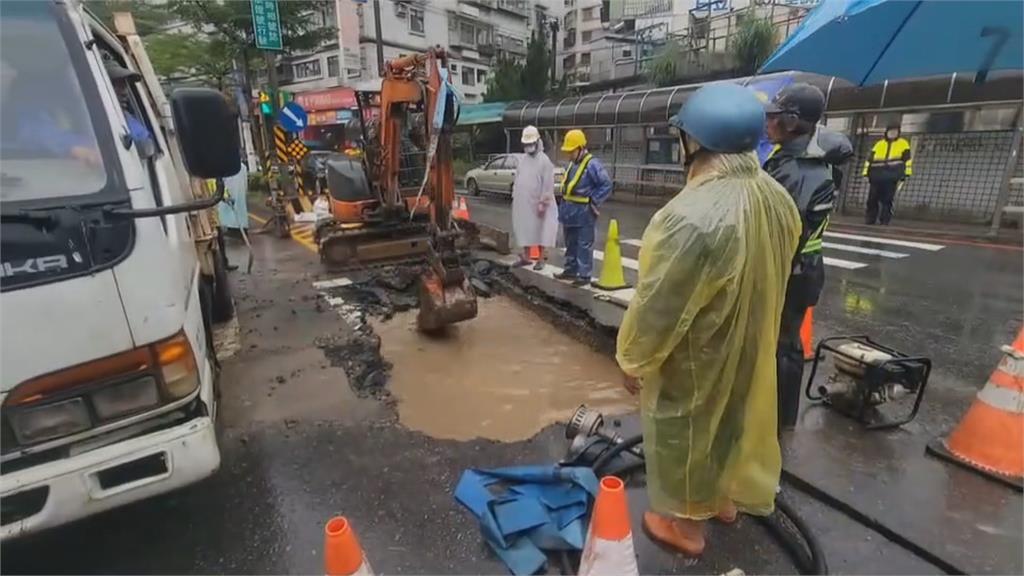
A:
[802, 216, 828, 254]
[862, 137, 912, 183]
[561, 153, 594, 204]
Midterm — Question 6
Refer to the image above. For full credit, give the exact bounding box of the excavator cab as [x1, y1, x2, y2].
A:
[314, 49, 477, 331]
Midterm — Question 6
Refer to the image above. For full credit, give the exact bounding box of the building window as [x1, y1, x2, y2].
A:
[293, 59, 322, 80]
[582, 7, 596, 21]
[409, 7, 425, 35]
[580, 53, 591, 66]
[327, 55, 339, 78]
[563, 54, 575, 69]
[461, 22, 476, 45]
[582, 30, 592, 43]
[451, 63, 459, 73]
[462, 66, 476, 86]
[477, 68, 487, 83]
[621, 47, 633, 59]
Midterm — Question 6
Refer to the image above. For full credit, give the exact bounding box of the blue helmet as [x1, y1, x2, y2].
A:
[670, 84, 765, 154]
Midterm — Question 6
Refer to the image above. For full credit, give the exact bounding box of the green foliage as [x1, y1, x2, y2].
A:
[647, 39, 682, 88]
[483, 31, 556, 102]
[145, 32, 235, 89]
[732, 17, 777, 75]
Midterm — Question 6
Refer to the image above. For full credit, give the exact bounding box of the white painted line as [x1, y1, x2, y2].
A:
[593, 250, 640, 270]
[326, 296, 347, 308]
[823, 256, 868, 270]
[824, 231, 944, 251]
[822, 242, 908, 259]
[313, 277, 353, 290]
[621, 238, 644, 248]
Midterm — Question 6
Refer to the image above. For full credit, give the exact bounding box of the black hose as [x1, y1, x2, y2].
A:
[591, 434, 645, 476]
[587, 434, 829, 575]
[781, 470, 966, 575]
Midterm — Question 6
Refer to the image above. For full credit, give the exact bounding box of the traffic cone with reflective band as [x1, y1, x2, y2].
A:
[453, 197, 471, 221]
[324, 517, 374, 576]
[592, 219, 629, 291]
[927, 328, 1024, 489]
[801, 308, 815, 361]
[578, 476, 639, 576]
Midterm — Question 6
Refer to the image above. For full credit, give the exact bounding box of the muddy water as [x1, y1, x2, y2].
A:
[374, 296, 636, 441]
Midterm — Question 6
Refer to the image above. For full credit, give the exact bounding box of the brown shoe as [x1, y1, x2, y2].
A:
[716, 500, 738, 524]
[641, 511, 706, 557]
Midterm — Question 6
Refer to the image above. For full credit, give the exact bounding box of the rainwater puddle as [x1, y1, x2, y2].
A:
[373, 296, 636, 441]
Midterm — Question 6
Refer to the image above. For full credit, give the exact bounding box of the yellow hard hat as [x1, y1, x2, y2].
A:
[561, 129, 587, 152]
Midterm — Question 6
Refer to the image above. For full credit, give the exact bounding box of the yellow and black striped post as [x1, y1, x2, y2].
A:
[273, 125, 289, 165]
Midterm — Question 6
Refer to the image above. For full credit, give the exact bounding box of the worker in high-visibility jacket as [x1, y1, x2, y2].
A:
[862, 123, 912, 225]
[764, 83, 853, 430]
[556, 129, 613, 286]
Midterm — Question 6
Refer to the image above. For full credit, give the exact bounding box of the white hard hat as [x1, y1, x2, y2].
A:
[521, 125, 541, 145]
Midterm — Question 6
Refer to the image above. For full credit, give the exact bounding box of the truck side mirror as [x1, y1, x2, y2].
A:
[171, 88, 240, 179]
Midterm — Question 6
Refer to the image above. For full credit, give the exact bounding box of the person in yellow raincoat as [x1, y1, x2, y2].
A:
[616, 84, 801, 556]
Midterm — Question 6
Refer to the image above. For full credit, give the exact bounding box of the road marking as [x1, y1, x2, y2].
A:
[593, 249, 640, 270]
[247, 214, 317, 253]
[824, 231, 945, 251]
[822, 242, 908, 259]
[823, 256, 868, 270]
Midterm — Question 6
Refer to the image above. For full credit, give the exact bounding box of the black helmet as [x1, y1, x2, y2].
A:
[765, 82, 825, 124]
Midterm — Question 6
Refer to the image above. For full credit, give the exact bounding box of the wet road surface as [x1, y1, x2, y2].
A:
[3, 197, 1021, 574]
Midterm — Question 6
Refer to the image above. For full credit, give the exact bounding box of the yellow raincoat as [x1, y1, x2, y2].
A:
[616, 151, 800, 519]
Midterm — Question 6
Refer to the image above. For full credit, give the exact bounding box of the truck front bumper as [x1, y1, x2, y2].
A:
[1, 416, 219, 540]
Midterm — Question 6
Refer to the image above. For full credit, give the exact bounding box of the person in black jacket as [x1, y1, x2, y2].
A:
[763, 83, 854, 430]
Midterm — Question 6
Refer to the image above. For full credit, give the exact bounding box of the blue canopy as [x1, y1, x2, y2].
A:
[458, 102, 509, 126]
[761, 0, 1023, 86]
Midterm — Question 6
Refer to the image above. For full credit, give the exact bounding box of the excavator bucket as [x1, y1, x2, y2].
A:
[416, 264, 477, 332]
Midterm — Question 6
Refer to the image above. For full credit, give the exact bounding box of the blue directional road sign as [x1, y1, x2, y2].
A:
[278, 101, 308, 133]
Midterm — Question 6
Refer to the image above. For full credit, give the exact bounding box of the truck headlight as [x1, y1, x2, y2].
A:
[91, 376, 161, 420]
[9, 398, 91, 445]
[155, 333, 200, 400]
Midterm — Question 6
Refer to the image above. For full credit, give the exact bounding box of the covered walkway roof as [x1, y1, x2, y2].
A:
[502, 71, 1023, 129]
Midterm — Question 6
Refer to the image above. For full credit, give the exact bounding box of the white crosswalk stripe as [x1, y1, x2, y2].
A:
[822, 256, 868, 270]
[821, 242, 908, 259]
[823, 231, 945, 251]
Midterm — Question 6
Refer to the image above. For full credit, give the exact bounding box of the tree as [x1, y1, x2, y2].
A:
[732, 17, 777, 76]
[146, 32, 235, 90]
[521, 30, 549, 100]
[482, 31, 554, 102]
[484, 55, 525, 102]
[647, 39, 683, 88]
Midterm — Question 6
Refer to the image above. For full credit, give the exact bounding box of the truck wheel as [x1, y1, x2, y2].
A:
[211, 235, 235, 323]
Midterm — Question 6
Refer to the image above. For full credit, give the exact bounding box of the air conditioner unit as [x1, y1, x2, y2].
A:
[395, 2, 408, 18]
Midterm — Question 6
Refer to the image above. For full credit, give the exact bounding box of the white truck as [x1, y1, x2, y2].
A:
[0, 0, 239, 537]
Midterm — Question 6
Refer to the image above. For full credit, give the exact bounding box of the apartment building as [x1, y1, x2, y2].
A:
[277, 0, 563, 103]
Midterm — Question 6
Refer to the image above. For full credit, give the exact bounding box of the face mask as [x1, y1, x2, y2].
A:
[524, 143, 537, 155]
[886, 129, 899, 140]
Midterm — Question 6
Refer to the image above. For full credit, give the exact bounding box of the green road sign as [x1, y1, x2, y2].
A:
[251, 0, 283, 51]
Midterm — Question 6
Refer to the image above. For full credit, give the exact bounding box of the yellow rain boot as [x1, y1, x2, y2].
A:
[593, 219, 630, 291]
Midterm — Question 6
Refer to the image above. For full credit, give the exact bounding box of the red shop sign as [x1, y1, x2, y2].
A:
[294, 87, 357, 111]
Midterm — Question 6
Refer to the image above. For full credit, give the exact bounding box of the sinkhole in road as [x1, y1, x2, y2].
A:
[372, 295, 636, 442]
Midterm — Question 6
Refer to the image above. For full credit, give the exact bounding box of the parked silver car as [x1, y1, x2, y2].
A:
[465, 154, 565, 197]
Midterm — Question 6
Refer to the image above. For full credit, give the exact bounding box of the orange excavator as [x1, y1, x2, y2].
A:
[314, 48, 477, 330]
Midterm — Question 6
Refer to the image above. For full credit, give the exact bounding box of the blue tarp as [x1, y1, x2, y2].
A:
[457, 102, 509, 126]
[454, 465, 598, 575]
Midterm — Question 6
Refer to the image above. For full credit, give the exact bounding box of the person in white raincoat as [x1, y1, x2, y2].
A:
[511, 125, 557, 270]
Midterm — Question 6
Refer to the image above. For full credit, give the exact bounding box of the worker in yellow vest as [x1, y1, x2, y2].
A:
[556, 129, 613, 287]
[862, 123, 912, 225]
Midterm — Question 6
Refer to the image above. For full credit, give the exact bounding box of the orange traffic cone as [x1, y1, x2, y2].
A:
[324, 517, 374, 576]
[801, 307, 815, 361]
[453, 197, 471, 221]
[927, 327, 1024, 489]
[528, 245, 542, 261]
[578, 476, 639, 576]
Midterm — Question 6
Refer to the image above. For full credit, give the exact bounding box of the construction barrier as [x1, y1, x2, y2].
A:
[324, 516, 374, 576]
[578, 476, 639, 576]
[927, 328, 1024, 489]
[592, 219, 629, 291]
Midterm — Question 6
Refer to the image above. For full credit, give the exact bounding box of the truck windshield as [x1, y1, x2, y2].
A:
[0, 1, 108, 203]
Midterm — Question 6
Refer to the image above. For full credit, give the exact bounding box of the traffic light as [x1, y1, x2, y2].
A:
[259, 90, 272, 115]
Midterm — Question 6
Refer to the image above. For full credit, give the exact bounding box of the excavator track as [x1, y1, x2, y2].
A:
[316, 222, 432, 272]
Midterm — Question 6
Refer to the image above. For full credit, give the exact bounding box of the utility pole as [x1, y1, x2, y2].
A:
[373, 0, 385, 76]
[264, 50, 281, 159]
[549, 18, 559, 88]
